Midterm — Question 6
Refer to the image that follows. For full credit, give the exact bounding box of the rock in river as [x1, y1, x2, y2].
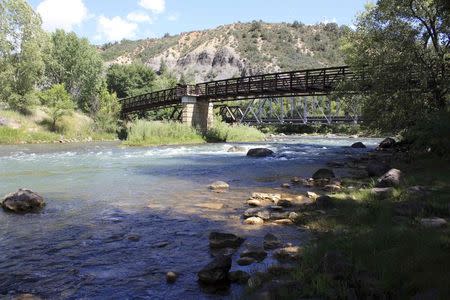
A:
[378, 137, 396, 149]
[198, 255, 232, 284]
[240, 245, 267, 262]
[228, 270, 250, 284]
[227, 146, 246, 153]
[209, 232, 244, 249]
[351, 142, 366, 148]
[244, 207, 271, 220]
[166, 271, 178, 283]
[312, 168, 336, 180]
[209, 181, 229, 191]
[264, 233, 282, 250]
[244, 217, 264, 225]
[1, 189, 45, 213]
[247, 148, 274, 157]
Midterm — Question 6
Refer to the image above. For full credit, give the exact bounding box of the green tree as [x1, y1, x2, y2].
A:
[39, 84, 74, 131]
[94, 83, 121, 133]
[0, 0, 48, 111]
[341, 0, 449, 131]
[45, 30, 103, 112]
[106, 63, 156, 98]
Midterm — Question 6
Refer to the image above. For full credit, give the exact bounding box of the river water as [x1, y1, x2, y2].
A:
[0, 136, 380, 299]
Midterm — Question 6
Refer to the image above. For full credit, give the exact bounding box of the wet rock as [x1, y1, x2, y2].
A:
[370, 187, 395, 199]
[166, 271, 178, 283]
[228, 270, 250, 284]
[244, 217, 264, 225]
[291, 176, 309, 185]
[155, 241, 169, 248]
[251, 192, 281, 202]
[227, 146, 246, 153]
[263, 233, 282, 250]
[240, 245, 267, 262]
[307, 191, 320, 200]
[351, 142, 366, 148]
[316, 195, 334, 209]
[127, 234, 141, 242]
[281, 183, 291, 189]
[268, 205, 284, 211]
[420, 218, 447, 228]
[1, 189, 45, 213]
[247, 148, 274, 157]
[376, 169, 402, 188]
[247, 199, 263, 207]
[378, 137, 396, 149]
[312, 168, 336, 180]
[237, 256, 256, 266]
[198, 255, 232, 284]
[268, 212, 290, 220]
[195, 202, 224, 210]
[210, 247, 237, 258]
[366, 161, 391, 177]
[244, 208, 271, 220]
[321, 250, 352, 279]
[209, 232, 244, 249]
[273, 219, 294, 225]
[274, 246, 303, 261]
[276, 199, 293, 207]
[209, 181, 229, 191]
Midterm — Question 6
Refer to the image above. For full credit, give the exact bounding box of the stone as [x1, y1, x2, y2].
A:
[244, 208, 271, 220]
[269, 212, 290, 220]
[370, 187, 395, 199]
[237, 256, 256, 266]
[312, 168, 336, 180]
[288, 212, 300, 221]
[378, 137, 396, 149]
[247, 148, 274, 157]
[209, 232, 244, 249]
[198, 255, 232, 284]
[281, 183, 291, 189]
[166, 271, 178, 283]
[376, 169, 402, 188]
[1, 189, 45, 213]
[208, 181, 229, 191]
[276, 199, 293, 207]
[263, 233, 282, 250]
[307, 191, 320, 200]
[366, 161, 391, 177]
[251, 192, 281, 202]
[420, 218, 447, 228]
[274, 246, 303, 261]
[127, 235, 141, 242]
[240, 245, 267, 262]
[195, 202, 224, 210]
[351, 142, 366, 148]
[268, 205, 284, 211]
[227, 146, 246, 153]
[323, 184, 341, 193]
[316, 195, 333, 209]
[244, 217, 264, 225]
[228, 270, 250, 284]
[155, 241, 169, 248]
[273, 219, 294, 225]
[247, 199, 262, 207]
[291, 176, 308, 184]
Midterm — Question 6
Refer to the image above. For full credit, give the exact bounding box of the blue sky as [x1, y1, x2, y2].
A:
[28, 0, 369, 44]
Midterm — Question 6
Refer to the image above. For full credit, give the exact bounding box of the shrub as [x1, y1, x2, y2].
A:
[205, 121, 265, 142]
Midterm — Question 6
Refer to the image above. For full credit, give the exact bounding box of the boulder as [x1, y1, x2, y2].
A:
[251, 192, 281, 202]
[166, 271, 178, 283]
[307, 191, 320, 200]
[276, 199, 293, 207]
[274, 246, 303, 261]
[209, 181, 229, 191]
[247, 199, 263, 207]
[376, 169, 402, 187]
[198, 255, 232, 284]
[244, 208, 271, 220]
[237, 256, 256, 266]
[1, 189, 45, 213]
[371, 187, 395, 199]
[263, 233, 282, 250]
[273, 219, 294, 225]
[243, 217, 264, 225]
[268, 212, 290, 221]
[420, 218, 447, 228]
[378, 137, 396, 149]
[227, 146, 246, 153]
[351, 142, 366, 148]
[228, 270, 250, 284]
[316, 195, 334, 209]
[366, 161, 391, 177]
[247, 148, 274, 157]
[240, 245, 267, 262]
[312, 168, 335, 180]
[209, 232, 244, 249]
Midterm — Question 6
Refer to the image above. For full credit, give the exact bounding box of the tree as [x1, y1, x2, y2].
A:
[45, 30, 103, 112]
[106, 63, 156, 98]
[39, 84, 74, 131]
[94, 83, 121, 133]
[0, 0, 48, 111]
[341, 0, 449, 131]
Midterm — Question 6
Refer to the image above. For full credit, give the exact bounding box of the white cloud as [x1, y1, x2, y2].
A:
[37, 0, 88, 31]
[167, 13, 180, 21]
[127, 12, 152, 23]
[139, 0, 165, 14]
[97, 16, 138, 41]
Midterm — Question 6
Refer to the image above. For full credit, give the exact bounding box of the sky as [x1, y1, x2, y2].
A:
[28, 0, 369, 44]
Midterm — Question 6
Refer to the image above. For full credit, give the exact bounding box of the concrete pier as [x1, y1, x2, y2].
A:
[181, 96, 214, 133]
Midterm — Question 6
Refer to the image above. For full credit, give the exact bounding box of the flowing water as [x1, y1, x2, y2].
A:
[0, 136, 380, 299]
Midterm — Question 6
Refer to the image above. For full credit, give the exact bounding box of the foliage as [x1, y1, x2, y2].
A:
[39, 84, 74, 131]
[93, 84, 121, 133]
[341, 0, 449, 132]
[0, 0, 48, 111]
[106, 63, 156, 98]
[124, 120, 204, 146]
[205, 121, 265, 142]
[45, 30, 103, 111]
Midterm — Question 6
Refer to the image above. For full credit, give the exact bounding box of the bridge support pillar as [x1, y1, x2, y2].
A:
[181, 96, 213, 133]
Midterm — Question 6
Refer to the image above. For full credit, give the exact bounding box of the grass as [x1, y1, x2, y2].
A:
[205, 121, 266, 142]
[274, 157, 450, 299]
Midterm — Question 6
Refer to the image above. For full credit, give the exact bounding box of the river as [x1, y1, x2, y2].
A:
[0, 136, 380, 299]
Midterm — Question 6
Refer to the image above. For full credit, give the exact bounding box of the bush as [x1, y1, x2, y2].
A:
[205, 121, 265, 142]
[124, 120, 204, 146]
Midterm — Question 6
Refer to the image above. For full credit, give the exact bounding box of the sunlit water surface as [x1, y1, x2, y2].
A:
[0, 136, 380, 299]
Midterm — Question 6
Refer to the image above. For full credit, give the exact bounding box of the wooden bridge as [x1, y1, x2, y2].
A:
[120, 65, 363, 130]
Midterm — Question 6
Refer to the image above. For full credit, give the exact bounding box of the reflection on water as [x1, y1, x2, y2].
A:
[0, 136, 380, 299]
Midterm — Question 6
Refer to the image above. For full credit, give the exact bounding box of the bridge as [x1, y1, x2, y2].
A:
[120, 65, 363, 131]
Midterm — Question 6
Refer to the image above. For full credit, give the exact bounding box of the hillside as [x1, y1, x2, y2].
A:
[100, 21, 347, 82]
